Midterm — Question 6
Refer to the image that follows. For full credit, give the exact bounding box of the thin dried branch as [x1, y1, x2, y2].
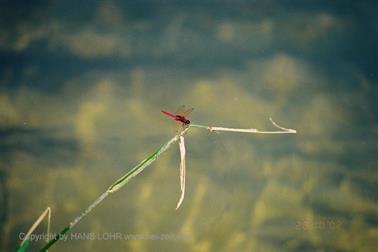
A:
[192, 118, 296, 134]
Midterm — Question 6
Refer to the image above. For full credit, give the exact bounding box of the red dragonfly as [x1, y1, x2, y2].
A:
[161, 105, 194, 128]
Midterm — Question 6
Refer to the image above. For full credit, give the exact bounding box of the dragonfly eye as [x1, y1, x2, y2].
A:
[186, 120, 191, 124]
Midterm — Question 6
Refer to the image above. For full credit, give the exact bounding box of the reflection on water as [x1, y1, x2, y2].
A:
[0, 1, 377, 251]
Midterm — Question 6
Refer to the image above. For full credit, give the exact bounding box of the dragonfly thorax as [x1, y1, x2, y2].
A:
[175, 115, 190, 125]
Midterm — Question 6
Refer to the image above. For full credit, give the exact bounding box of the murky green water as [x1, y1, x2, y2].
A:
[1, 1, 377, 251]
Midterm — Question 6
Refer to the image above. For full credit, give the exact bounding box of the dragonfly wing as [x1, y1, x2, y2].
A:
[175, 105, 194, 117]
[175, 121, 184, 133]
[175, 105, 187, 115]
[181, 107, 194, 117]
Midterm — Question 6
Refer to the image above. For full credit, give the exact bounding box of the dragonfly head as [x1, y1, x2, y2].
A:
[185, 119, 191, 125]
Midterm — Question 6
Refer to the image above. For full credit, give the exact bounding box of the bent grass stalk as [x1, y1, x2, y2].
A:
[176, 135, 186, 209]
[18, 119, 295, 252]
[17, 207, 51, 252]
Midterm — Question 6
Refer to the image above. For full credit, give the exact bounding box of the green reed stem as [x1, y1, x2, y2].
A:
[39, 226, 70, 252]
